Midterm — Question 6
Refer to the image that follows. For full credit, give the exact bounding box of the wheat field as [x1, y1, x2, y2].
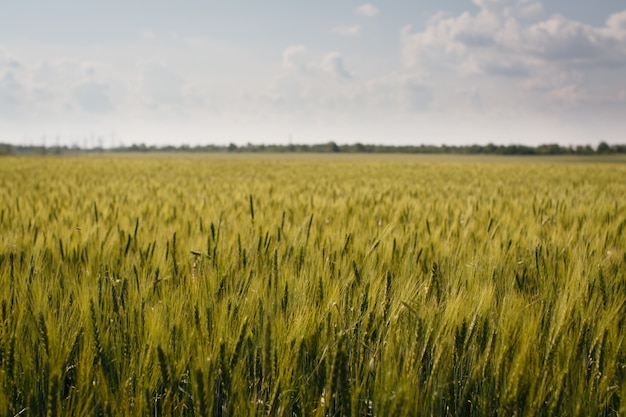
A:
[0, 154, 625, 416]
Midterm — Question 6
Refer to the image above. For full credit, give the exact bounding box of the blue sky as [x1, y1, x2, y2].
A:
[1, 1, 625, 147]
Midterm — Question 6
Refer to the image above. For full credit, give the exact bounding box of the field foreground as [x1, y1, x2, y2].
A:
[1, 155, 625, 416]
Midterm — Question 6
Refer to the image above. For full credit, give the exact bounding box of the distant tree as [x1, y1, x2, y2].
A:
[536, 144, 564, 155]
[354, 143, 367, 152]
[575, 145, 594, 155]
[612, 144, 626, 154]
[0, 144, 14, 156]
[597, 141, 611, 154]
[130, 143, 148, 152]
[483, 143, 497, 154]
[326, 141, 340, 152]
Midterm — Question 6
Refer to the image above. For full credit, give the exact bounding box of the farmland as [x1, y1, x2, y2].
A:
[1, 154, 625, 416]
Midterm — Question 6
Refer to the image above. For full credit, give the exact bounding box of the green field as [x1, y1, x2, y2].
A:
[1, 155, 625, 416]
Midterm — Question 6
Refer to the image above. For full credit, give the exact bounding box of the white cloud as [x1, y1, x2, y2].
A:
[471, 0, 543, 19]
[401, 1, 626, 115]
[281, 46, 353, 80]
[0, 50, 22, 71]
[282, 45, 309, 71]
[0, 71, 25, 115]
[356, 4, 379, 17]
[605, 10, 626, 39]
[332, 25, 362, 37]
[321, 52, 352, 79]
[517, 1, 544, 19]
[521, 14, 626, 66]
[0, 52, 30, 118]
[138, 62, 185, 108]
[72, 81, 113, 113]
[416, 2, 626, 69]
[259, 48, 372, 125]
[401, 79, 433, 112]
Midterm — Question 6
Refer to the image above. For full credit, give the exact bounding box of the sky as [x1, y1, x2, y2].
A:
[1, 0, 625, 147]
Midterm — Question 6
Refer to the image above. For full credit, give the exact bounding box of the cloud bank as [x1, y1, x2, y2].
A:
[1, 0, 625, 146]
[356, 4, 380, 17]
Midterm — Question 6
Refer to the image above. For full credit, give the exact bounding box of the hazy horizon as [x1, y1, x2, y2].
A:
[1, 1, 625, 147]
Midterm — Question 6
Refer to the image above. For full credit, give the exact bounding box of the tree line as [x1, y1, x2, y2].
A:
[1, 141, 625, 156]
